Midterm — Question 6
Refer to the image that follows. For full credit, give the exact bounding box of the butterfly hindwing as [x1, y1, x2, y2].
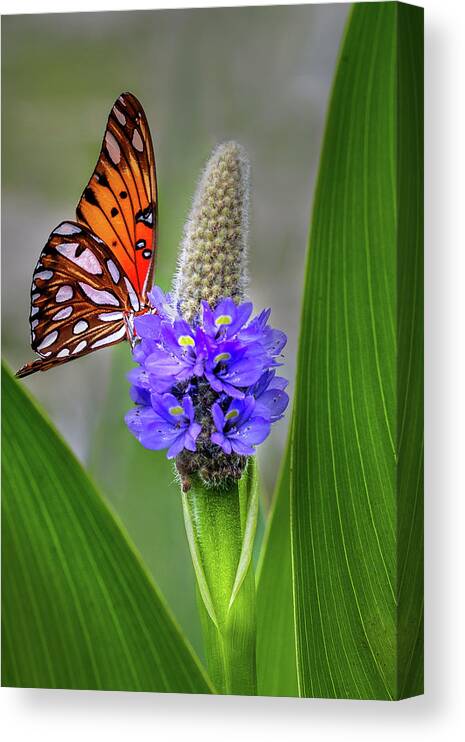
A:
[76, 92, 157, 299]
[16, 221, 137, 378]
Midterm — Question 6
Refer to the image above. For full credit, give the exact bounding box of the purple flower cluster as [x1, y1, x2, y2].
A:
[125, 286, 289, 460]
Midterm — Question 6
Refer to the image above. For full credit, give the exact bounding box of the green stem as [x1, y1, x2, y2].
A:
[182, 460, 258, 695]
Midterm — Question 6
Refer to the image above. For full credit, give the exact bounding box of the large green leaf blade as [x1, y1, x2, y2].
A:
[291, 2, 423, 700]
[1, 364, 213, 693]
[396, 3, 424, 699]
[88, 343, 202, 656]
[256, 443, 298, 697]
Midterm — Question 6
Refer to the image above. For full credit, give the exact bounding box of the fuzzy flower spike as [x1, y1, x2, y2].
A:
[125, 142, 289, 490]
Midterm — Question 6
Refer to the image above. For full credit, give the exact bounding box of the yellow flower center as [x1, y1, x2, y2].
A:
[178, 335, 195, 347]
[214, 352, 231, 365]
[215, 314, 232, 326]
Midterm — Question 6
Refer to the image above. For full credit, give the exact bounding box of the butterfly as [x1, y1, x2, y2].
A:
[16, 92, 157, 379]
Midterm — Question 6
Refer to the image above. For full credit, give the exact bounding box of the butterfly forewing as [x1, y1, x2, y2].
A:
[76, 92, 157, 299]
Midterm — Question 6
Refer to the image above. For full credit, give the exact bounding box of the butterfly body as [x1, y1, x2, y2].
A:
[16, 92, 157, 378]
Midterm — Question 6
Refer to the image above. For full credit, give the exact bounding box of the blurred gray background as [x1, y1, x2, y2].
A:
[2, 3, 348, 653]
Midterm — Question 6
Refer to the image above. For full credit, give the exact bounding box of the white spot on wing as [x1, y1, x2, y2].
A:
[132, 129, 144, 152]
[52, 306, 73, 321]
[78, 282, 120, 306]
[98, 311, 124, 322]
[56, 243, 102, 275]
[31, 307, 39, 317]
[73, 340, 87, 354]
[31, 319, 39, 329]
[124, 276, 140, 311]
[35, 270, 53, 281]
[105, 131, 121, 164]
[37, 330, 58, 352]
[56, 285, 74, 302]
[31, 293, 40, 302]
[57, 348, 70, 358]
[73, 320, 89, 335]
[53, 223, 82, 236]
[91, 325, 126, 348]
[107, 259, 120, 284]
[113, 106, 126, 125]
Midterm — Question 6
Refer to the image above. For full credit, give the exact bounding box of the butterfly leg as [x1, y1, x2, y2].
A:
[124, 312, 137, 349]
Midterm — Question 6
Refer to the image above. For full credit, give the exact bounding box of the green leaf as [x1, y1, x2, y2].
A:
[256, 440, 298, 697]
[182, 460, 258, 695]
[1, 363, 213, 693]
[88, 343, 203, 657]
[290, 2, 423, 699]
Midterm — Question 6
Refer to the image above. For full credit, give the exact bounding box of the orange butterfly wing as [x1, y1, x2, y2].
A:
[16, 92, 158, 378]
[76, 92, 157, 298]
